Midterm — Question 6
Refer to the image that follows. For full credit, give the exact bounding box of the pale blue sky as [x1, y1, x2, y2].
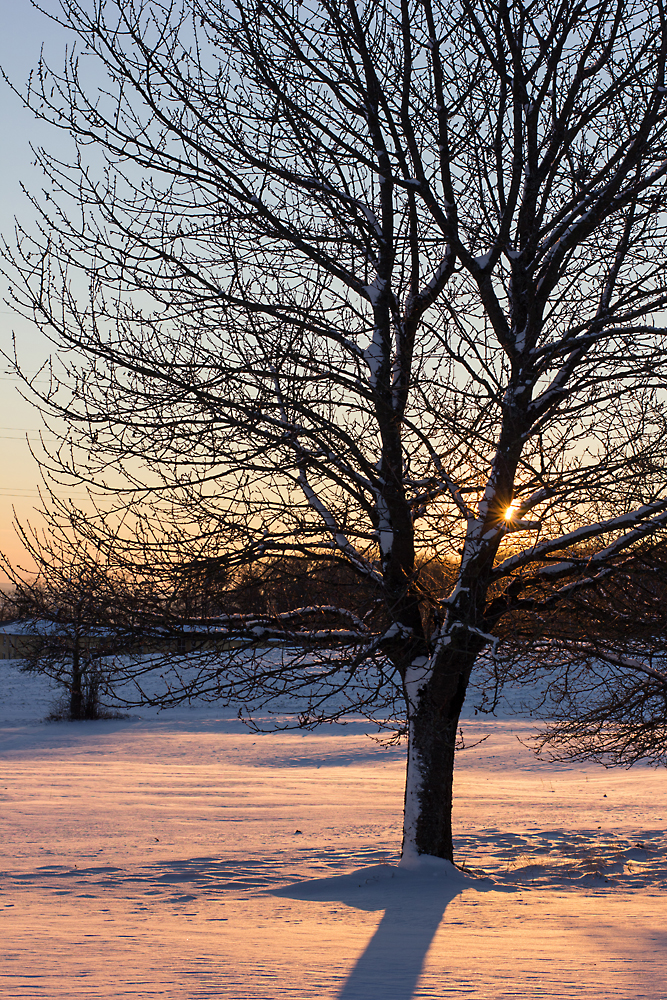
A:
[0, 1, 74, 564]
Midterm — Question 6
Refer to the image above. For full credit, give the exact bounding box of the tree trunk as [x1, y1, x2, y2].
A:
[402, 700, 458, 862]
[70, 646, 83, 720]
[401, 643, 482, 863]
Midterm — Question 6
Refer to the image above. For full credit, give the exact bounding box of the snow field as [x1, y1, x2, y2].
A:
[1, 661, 667, 998]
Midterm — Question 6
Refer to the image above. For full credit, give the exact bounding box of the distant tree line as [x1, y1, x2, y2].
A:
[4, 526, 667, 750]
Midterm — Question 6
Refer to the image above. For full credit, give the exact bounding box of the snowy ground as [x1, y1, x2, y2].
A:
[2, 662, 667, 998]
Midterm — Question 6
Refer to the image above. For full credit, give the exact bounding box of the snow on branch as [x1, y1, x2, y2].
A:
[297, 470, 382, 583]
[175, 606, 371, 633]
[492, 501, 667, 579]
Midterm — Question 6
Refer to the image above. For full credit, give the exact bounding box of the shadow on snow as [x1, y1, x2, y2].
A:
[272, 860, 510, 1000]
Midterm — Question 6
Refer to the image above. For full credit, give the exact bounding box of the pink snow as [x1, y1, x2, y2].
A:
[1, 663, 667, 998]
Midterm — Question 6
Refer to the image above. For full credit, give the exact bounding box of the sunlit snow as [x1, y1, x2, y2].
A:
[2, 660, 667, 998]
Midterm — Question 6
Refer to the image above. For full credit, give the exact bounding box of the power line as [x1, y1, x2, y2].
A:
[0, 376, 71, 384]
[0, 491, 89, 499]
[0, 426, 63, 437]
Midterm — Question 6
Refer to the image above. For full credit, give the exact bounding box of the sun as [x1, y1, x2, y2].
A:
[504, 503, 520, 521]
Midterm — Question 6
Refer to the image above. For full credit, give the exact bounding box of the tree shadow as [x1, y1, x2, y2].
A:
[272, 861, 504, 1000]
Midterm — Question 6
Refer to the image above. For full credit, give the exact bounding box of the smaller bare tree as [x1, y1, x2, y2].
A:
[1, 523, 138, 720]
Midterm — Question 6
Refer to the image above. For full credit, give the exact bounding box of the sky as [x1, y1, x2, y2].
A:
[0, 1, 79, 569]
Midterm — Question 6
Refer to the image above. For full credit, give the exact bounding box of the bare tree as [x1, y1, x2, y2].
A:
[0, 525, 135, 719]
[5, 0, 667, 861]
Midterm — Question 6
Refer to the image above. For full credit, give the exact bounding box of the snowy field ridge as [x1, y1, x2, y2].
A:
[2, 660, 667, 998]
